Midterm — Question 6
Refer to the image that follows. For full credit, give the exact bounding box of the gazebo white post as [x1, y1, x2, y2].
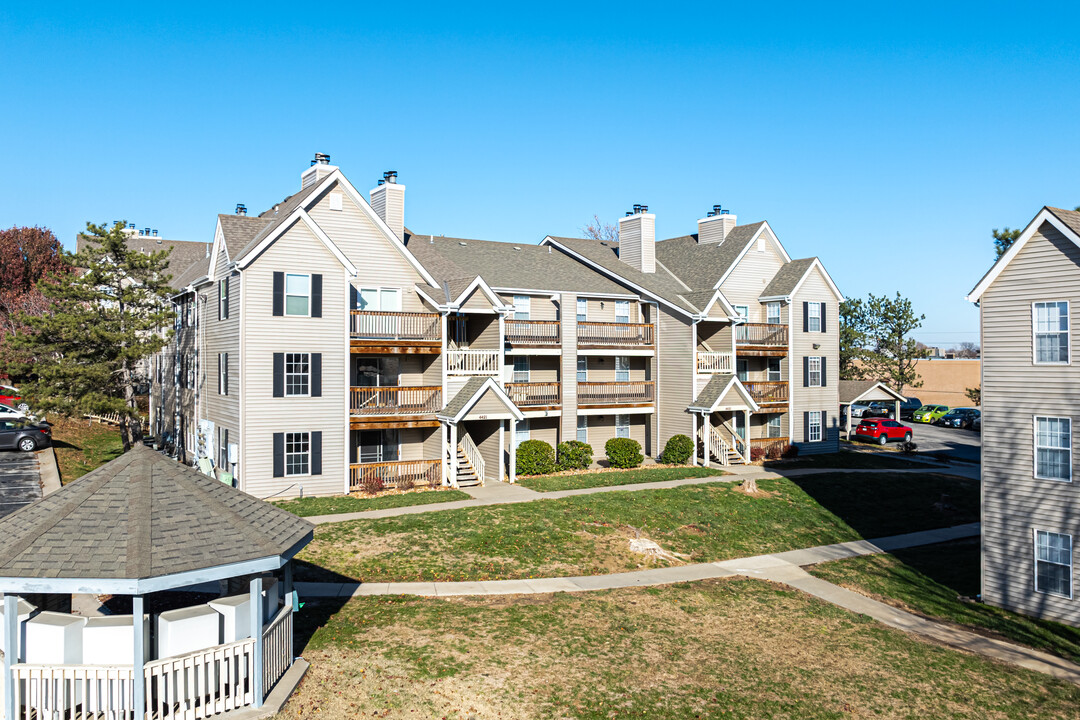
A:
[4, 594, 16, 720]
[702, 413, 711, 467]
[133, 594, 145, 719]
[449, 423, 458, 488]
[691, 412, 699, 466]
[846, 404, 852, 441]
[894, 399, 901, 422]
[250, 577, 264, 708]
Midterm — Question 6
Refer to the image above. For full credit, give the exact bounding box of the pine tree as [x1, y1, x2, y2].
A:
[6, 221, 175, 451]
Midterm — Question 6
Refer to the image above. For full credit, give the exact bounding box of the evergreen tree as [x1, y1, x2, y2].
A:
[859, 292, 928, 394]
[839, 298, 869, 380]
[6, 221, 175, 451]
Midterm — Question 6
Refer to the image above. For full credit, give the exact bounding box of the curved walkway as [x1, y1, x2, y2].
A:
[306, 463, 979, 525]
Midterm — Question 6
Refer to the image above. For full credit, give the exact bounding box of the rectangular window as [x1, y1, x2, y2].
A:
[514, 295, 531, 320]
[356, 287, 401, 312]
[577, 297, 588, 323]
[735, 305, 749, 319]
[808, 411, 823, 442]
[615, 356, 630, 382]
[736, 359, 748, 383]
[284, 274, 311, 316]
[577, 415, 588, 443]
[1035, 530, 1072, 597]
[577, 357, 587, 382]
[767, 358, 782, 381]
[807, 302, 821, 332]
[285, 353, 310, 397]
[615, 414, 630, 438]
[219, 279, 229, 320]
[1035, 416, 1072, 481]
[615, 300, 630, 323]
[218, 353, 228, 395]
[359, 429, 398, 463]
[767, 302, 782, 325]
[513, 356, 530, 383]
[285, 432, 310, 476]
[514, 419, 530, 448]
[768, 415, 782, 438]
[807, 357, 822, 387]
[1034, 301, 1069, 364]
[219, 428, 229, 470]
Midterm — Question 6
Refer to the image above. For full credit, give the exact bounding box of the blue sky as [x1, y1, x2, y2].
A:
[2, 2, 1078, 346]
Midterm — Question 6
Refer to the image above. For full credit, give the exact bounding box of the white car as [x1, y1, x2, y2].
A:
[0, 403, 27, 420]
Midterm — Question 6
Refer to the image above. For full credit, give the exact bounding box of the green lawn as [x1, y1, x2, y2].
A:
[516, 466, 726, 492]
[49, 416, 125, 483]
[296, 472, 978, 583]
[272, 488, 471, 517]
[278, 578, 1080, 719]
[808, 537, 1080, 664]
[766, 450, 944, 470]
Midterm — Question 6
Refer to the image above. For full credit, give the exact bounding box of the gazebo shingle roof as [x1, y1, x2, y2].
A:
[0, 446, 313, 582]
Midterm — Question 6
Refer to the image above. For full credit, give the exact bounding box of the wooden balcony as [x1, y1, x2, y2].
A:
[744, 380, 788, 405]
[505, 319, 561, 347]
[751, 436, 790, 457]
[578, 380, 655, 408]
[735, 323, 788, 356]
[697, 351, 735, 373]
[350, 310, 441, 354]
[350, 386, 442, 416]
[350, 459, 442, 492]
[446, 349, 500, 375]
[506, 381, 561, 408]
[577, 321, 654, 348]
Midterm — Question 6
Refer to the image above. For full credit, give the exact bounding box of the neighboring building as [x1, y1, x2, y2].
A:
[968, 205, 1080, 625]
[907, 357, 981, 407]
[152, 158, 842, 499]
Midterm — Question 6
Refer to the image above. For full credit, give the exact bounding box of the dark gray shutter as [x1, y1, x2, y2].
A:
[224, 353, 229, 395]
[819, 302, 825, 333]
[224, 278, 230, 319]
[803, 356, 809, 387]
[217, 354, 222, 394]
[350, 285, 359, 310]
[311, 274, 323, 318]
[803, 412, 810, 443]
[822, 410, 828, 441]
[311, 431, 322, 475]
[273, 272, 284, 316]
[311, 353, 322, 397]
[820, 357, 827, 387]
[273, 353, 284, 397]
[273, 433, 284, 477]
[218, 281, 223, 321]
[803, 302, 809, 332]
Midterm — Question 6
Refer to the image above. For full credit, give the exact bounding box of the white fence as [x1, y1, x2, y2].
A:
[445, 349, 499, 375]
[261, 606, 292, 695]
[696, 352, 734, 373]
[9, 664, 136, 720]
[143, 638, 257, 720]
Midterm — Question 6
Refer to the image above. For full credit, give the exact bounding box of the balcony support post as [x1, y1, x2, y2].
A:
[702, 413, 711, 467]
[691, 412, 699, 466]
[743, 409, 751, 463]
[508, 420, 517, 484]
[449, 423, 458, 487]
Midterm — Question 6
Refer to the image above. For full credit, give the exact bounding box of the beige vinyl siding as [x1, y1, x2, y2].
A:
[789, 268, 839, 453]
[582, 356, 647, 382]
[577, 297, 640, 323]
[202, 245, 241, 466]
[459, 288, 498, 313]
[749, 410, 787, 441]
[560, 293, 579, 441]
[423, 425, 443, 463]
[717, 237, 786, 317]
[464, 420, 501, 482]
[240, 221, 347, 499]
[980, 221, 1080, 623]
[697, 321, 732, 351]
[499, 293, 558, 321]
[398, 427, 436, 461]
[507, 355, 559, 383]
[525, 417, 559, 447]
[656, 307, 694, 453]
[581, 414, 647, 457]
[466, 387, 515, 418]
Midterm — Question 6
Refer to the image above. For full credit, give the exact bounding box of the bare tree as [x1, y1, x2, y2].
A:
[582, 215, 618, 243]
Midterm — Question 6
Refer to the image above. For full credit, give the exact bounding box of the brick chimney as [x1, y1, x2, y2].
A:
[697, 205, 736, 244]
[300, 152, 337, 190]
[370, 171, 405, 241]
[617, 204, 655, 273]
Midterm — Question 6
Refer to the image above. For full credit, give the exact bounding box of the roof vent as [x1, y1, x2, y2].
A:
[311, 152, 331, 166]
[458, 241, 467, 246]
[384, 170, 398, 184]
[144, 227, 150, 235]
[625, 204, 649, 216]
[152, 229, 158, 236]
[236, 203, 247, 216]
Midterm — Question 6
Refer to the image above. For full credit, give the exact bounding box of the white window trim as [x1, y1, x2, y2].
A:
[514, 295, 531, 321]
[615, 300, 631, 323]
[1034, 415, 1073, 482]
[807, 302, 821, 332]
[767, 358, 782, 382]
[808, 356, 823, 388]
[219, 279, 229, 319]
[284, 431, 311, 477]
[513, 356, 530, 383]
[615, 413, 630, 438]
[1032, 300, 1071, 366]
[808, 411, 823, 442]
[576, 297, 588, 323]
[767, 415, 782, 438]
[577, 357, 587, 383]
[577, 415, 588, 443]
[514, 419, 530, 448]
[285, 352, 311, 398]
[285, 273, 312, 317]
[1033, 528, 1073, 599]
[767, 302, 782, 325]
[735, 305, 749, 320]
[356, 286, 402, 312]
[218, 353, 228, 395]
[615, 356, 630, 383]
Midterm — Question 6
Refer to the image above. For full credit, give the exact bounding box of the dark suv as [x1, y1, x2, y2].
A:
[0, 419, 51, 452]
[898, 397, 923, 420]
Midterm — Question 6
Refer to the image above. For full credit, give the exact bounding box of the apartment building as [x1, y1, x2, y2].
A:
[152, 158, 841, 499]
[968, 206, 1080, 625]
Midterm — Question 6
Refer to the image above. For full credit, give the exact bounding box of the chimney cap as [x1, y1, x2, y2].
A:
[311, 152, 331, 166]
[626, 204, 649, 216]
[383, 170, 398, 184]
[235, 203, 247, 216]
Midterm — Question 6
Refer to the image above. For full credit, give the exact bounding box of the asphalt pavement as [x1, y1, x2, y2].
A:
[0, 449, 42, 518]
[847, 417, 980, 463]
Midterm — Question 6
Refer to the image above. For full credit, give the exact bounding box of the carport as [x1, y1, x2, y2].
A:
[839, 380, 906, 440]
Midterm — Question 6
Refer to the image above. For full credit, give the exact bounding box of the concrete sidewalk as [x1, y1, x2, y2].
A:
[304, 463, 979, 525]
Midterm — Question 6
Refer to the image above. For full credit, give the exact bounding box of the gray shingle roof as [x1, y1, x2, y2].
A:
[692, 373, 737, 409]
[1048, 207, 1080, 237]
[0, 445, 313, 582]
[760, 257, 817, 299]
[677, 290, 721, 314]
[170, 256, 211, 291]
[232, 180, 329, 262]
[405, 232, 629, 296]
[440, 377, 490, 418]
[653, 223, 767, 292]
[77, 234, 212, 285]
[218, 214, 275, 259]
[838, 380, 905, 404]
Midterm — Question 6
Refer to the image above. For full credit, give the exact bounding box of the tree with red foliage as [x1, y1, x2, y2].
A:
[0, 226, 70, 375]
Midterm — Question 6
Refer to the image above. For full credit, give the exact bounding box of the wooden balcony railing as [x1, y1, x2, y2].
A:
[577, 321, 654, 347]
[697, 351, 735, 373]
[351, 310, 441, 342]
[505, 319, 561, 346]
[578, 380, 655, 406]
[736, 323, 788, 347]
[350, 386, 442, 415]
[446, 349, 500, 375]
[350, 459, 441, 491]
[506, 381, 562, 407]
[751, 436, 790, 457]
[744, 380, 788, 404]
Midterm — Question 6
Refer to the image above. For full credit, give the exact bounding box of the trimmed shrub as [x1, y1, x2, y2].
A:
[556, 440, 593, 471]
[781, 443, 799, 459]
[660, 434, 694, 465]
[517, 439, 556, 476]
[749, 447, 766, 462]
[605, 437, 643, 469]
[360, 474, 385, 495]
[764, 443, 785, 460]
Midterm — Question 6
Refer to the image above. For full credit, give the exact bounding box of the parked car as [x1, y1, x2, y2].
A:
[973, 415, 981, 433]
[912, 405, 950, 423]
[0, 385, 28, 413]
[864, 401, 896, 419]
[854, 418, 913, 445]
[0, 419, 51, 452]
[0, 403, 27, 420]
[937, 407, 981, 430]
[899, 397, 923, 420]
[848, 402, 871, 418]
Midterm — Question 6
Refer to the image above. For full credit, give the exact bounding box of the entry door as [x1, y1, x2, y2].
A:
[733, 413, 747, 440]
[355, 358, 399, 387]
[359, 429, 399, 463]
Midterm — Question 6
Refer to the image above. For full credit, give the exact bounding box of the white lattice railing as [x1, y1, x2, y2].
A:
[143, 638, 257, 719]
[262, 605, 292, 695]
[460, 433, 485, 486]
[696, 352, 734, 373]
[446, 349, 499, 375]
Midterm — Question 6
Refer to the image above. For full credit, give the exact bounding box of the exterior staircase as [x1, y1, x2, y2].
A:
[453, 435, 485, 488]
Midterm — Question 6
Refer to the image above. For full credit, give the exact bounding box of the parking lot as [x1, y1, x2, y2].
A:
[848, 417, 981, 463]
[0, 450, 42, 518]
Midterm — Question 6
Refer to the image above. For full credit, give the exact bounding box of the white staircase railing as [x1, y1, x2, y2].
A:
[696, 352, 735, 373]
[460, 433, 485, 486]
[446, 349, 499, 375]
[710, 432, 730, 466]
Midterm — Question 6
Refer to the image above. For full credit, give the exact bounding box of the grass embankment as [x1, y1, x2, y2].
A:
[516, 466, 725, 492]
[297, 472, 977, 583]
[766, 451, 944, 470]
[809, 537, 1080, 664]
[273, 488, 471, 517]
[278, 578, 1080, 719]
[48, 416, 124, 483]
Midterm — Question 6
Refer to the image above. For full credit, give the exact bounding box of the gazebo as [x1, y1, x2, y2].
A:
[0, 445, 314, 720]
[838, 380, 908, 440]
